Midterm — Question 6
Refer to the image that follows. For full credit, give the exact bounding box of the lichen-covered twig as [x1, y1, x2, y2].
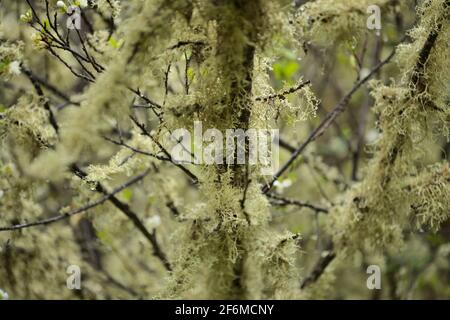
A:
[130, 115, 199, 184]
[267, 193, 329, 214]
[255, 80, 311, 102]
[262, 44, 399, 194]
[70, 165, 172, 271]
[0, 168, 150, 232]
[300, 240, 335, 289]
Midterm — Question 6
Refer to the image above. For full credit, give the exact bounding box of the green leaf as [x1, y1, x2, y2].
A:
[273, 60, 299, 81]
[187, 67, 195, 82]
[121, 188, 133, 202]
[0, 61, 9, 74]
[290, 223, 304, 234]
[42, 19, 50, 30]
[96, 229, 113, 247]
[108, 37, 123, 49]
[148, 195, 156, 205]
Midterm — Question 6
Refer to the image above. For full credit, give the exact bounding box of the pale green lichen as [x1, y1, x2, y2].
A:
[294, 0, 391, 46]
[328, 0, 450, 253]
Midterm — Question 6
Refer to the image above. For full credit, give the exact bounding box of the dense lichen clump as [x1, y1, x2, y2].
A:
[163, 0, 303, 299]
[2, 94, 57, 151]
[294, 0, 390, 45]
[167, 170, 300, 299]
[329, 0, 450, 252]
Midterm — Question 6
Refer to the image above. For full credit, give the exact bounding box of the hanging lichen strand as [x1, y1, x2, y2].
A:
[165, 0, 300, 299]
[329, 0, 450, 253]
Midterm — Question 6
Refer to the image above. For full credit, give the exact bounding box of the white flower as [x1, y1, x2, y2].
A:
[281, 179, 292, 188]
[145, 215, 161, 230]
[20, 10, 33, 23]
[273, 179, 293, 193]
[360, 68, 370, 80]
[366, 129, 380, 144]
[8, 61, 21, 75]
[0, 189, 4, 199]
[56, 1, 66, 8]
[78, 0, 88, 8]
[0, 288, 9, 300]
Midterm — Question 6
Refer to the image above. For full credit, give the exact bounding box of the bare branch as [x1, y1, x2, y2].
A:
[300, 240, 335, 289]
[267, 193, 329, 214]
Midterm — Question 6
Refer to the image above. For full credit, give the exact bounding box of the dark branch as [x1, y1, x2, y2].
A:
[300, 240, 335, 289]
[267, 193, 329, 214]
[0, 169, 150, 232]
[262, 45, 399, 194]
[255, 80, 311, 102]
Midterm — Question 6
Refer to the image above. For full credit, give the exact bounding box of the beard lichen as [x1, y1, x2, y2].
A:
[161, 0, 302, 299]
[328, 0, 450, 254]
[294, 0, 391, 46]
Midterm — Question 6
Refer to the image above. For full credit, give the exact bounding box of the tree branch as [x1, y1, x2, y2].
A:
[0, 169, 150, 232]
[262, 45, 399, 194]
[267, 193, 329, 214]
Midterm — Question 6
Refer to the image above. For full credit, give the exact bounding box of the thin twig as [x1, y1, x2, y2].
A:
[70, 165, 172, 271]
[102, 135, 172, 162]
[0, 169, 150, 232]
[20, 65, 79, 105]
[267, 193, 329, 214]
[130, 116, 199, 184]
[262, 45, 399, 194]
[255, 80, 311, 102]
[21, 64, 60, 132]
